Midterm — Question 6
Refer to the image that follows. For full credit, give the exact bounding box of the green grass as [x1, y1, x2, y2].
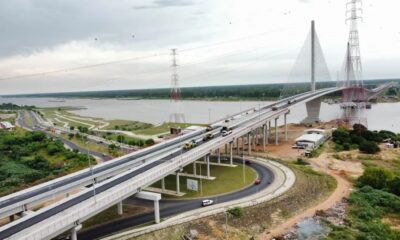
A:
[151, 162, 257, 199]
[104, 119, 153, 131]
[135, 122, 203, 136]
[23, 111, 34, 127]
[104, 133, 144, 142]
[62, 134, 122, 156]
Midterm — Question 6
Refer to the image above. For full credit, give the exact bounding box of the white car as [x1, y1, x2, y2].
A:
[202, 199, 214, 207]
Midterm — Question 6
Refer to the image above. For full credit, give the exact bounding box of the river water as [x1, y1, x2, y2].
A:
[1, 97, 399, 132]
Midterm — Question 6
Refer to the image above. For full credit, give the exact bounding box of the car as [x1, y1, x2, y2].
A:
[222, 130, 232, 136]
[224, 119, 230, 123]
[202, 199, 214, 206]
[254, 179, 261, 185]
[245, 160, 251, 165]
[272, 106, 278, 111]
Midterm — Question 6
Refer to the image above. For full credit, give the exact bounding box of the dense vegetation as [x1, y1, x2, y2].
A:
[328, 164, 400, 240]
[0, 103, 35, 110]
[332, 124, 400, 154]
[0, 129, 94, 195]
[6, 79, 398, 100]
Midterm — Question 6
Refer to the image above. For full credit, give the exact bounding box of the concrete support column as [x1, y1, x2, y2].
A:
[206, 155, 210, 178]
[236, 138, 240, 155]
[70, 225, 82, 240]
[266, 121, 270, 144]
[193, 162, 197, 176]
[284, 113, 288, 142]
[161, 178, 165, 192]
[9, 215, 15, 222]
[253, 131, 256, 149]
[241, 136, 245, 154]
[154, 200, 160, 224]
[247, 133, 251, 155]
[217, 148, 221, 164]
[225, 144, 228, 154]
[275, 118, 279, 145]
[230, 142, 233, 165]
[176, 172, 180, 195]
[263, 124, 266, 152]
[117, 201, 123, 216]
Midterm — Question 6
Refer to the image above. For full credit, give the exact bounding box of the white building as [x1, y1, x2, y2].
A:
[0, 121, 15, 130]
[294, 133, 325, 149]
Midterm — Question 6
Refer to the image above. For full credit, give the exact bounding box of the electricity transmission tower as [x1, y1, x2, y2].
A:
[169, 49, 185, 123]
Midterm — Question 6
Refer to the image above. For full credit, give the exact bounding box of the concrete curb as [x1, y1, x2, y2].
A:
[100, 157, 296, 240]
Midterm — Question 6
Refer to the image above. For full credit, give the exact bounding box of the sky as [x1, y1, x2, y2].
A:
[0, 0, 399, 95]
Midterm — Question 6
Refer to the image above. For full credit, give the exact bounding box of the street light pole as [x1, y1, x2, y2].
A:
[86, 141, 96, 203]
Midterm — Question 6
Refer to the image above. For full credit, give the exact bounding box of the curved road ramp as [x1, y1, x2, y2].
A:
[100, 158, 295, 240]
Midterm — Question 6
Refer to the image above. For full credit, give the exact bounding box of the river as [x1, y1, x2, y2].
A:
[1, 97, 399, 132]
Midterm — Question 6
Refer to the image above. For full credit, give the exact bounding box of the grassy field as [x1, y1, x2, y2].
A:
[104, 119, 153, 131]
[61, 134, 122, 157]
[82, 204, 150, 229]
[151, 163, 257, 199]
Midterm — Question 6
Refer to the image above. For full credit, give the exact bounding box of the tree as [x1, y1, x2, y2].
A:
[116, 135, 125, 143]
[70, 126, 75, 131]
[390, 177, 400, 196]
[358, 167, 394, 190]
[359, 141, 380, 154]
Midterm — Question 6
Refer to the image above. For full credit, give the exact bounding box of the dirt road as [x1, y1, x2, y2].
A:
[258, 157, 352, 240]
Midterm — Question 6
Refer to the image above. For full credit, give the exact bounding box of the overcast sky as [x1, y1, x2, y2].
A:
[0, 0, 399, 95]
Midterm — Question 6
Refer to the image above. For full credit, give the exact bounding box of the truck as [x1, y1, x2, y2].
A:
[206, 125, 213, 132]
[203, 133, 214, 141]
[184, 140, 197, 150]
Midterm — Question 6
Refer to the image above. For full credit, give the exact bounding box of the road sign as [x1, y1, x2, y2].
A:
[187, 179, 198, 192]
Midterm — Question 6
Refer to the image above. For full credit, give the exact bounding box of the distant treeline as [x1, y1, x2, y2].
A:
[0, 103, 35, 110]
[4, 79, 399, 100]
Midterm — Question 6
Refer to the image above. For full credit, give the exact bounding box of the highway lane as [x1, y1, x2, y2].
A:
[2, 88, 326, 217]
[78, 158, 273, 240]
[1, 88, 338, 238]
[0, 111, 210, 214]
[0, 131, 225, 239]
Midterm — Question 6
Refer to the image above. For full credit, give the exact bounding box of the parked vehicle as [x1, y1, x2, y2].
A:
[202, 199, 214, 206]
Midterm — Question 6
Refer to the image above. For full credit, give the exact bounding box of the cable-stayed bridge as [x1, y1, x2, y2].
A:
[0, 20, 396, 240]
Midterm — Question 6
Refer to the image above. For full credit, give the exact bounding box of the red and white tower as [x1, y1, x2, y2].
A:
[169, 49, 185, 123]
[340, 0, 368, 127]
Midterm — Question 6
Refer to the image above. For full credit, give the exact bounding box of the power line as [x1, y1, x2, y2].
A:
[0, 27, 291, 82]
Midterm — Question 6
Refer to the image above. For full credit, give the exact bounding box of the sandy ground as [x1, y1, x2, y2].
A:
[254, 123, 361, 239]
[258, 159, 353, 239]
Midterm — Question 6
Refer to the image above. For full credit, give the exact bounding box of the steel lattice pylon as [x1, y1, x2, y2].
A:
[169, 49, 185, 123]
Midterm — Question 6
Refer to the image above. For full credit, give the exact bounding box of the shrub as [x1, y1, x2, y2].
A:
[358, 167, 394, 190]
[227, 207, 243, 218]
[359, 141, 380, 154]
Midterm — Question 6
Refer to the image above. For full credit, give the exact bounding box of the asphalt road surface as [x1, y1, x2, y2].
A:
[78, 159, 273, 240]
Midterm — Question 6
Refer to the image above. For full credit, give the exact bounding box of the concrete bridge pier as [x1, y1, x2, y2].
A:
[206, 155, 211, 178]
[117, 201, 123, 215]
[193, 162, 197, 175]
[236, 138, 240, 155]
[274, 118, 279, 145]
[247, 133, 251, 155]
[70, 224, 82, 240]
[217, 148, 221, 164]
[266, 122, 269, 144]
[229, 142, 233, 165]
[284, 113, 288, 142]
[263, 124, 266, 152]
[176, 171, 181, 195]
[161, 177, 165, 192]
[135, 192, 161, 224]
[302, 97, 321, 124]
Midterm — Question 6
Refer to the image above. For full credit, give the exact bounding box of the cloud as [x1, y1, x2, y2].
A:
[134, 0, 194, 10]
